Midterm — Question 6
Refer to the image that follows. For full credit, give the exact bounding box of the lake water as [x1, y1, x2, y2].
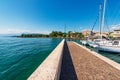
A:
[0, 37, 62, 80]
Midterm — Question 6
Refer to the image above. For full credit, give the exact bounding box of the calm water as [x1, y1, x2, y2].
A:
[0, 37, 62, 80]
[75, 40, 120, 64]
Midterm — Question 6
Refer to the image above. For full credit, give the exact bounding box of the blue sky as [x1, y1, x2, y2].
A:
[0, 0, 120, 34]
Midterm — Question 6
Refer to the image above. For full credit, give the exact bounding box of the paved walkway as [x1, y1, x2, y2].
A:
[60, 42, 120, 80]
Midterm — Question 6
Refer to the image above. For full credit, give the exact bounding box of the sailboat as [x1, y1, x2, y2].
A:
[86, 3, 109, 48]
[86, 39, 98, 48]
[97, 0, 120, 53]
[81, 40, 87, 45]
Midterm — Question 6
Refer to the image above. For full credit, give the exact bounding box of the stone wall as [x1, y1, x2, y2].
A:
[28, 39, 65, 80]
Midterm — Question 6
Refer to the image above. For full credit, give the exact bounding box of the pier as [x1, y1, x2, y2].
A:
[28, 40, 120, 80]
[60, 42, 120, 80]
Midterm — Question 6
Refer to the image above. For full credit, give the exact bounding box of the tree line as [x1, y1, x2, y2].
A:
[18, 31, 84, 39]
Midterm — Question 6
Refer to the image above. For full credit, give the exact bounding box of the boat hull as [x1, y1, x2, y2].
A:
[98, 46, 120, 53]
[87, 41, 98, 48]
[81, 40, 87, 45]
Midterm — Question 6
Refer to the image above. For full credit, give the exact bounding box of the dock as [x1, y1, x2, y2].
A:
[28, 40, 120, 80]
[60, 42, 120, 80]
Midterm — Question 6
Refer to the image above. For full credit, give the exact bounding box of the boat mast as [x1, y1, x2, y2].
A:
[64, 24, 66, 39]
[101, 0, 106, 39]
[99, 4, 102, 39]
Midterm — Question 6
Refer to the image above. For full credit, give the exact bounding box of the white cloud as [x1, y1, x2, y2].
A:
[0, 29, 31, 34]
[0, 28, 51, 34]
[79, 27, 83, 29]
[29, 30, 50, 34]
[80, 24, 120, 32]
[109, 24, 120, 31]
[81, 29, 90, 32]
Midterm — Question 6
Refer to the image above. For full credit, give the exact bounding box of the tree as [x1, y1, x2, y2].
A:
[68, 31, 72, 38]
[50, 31, 56, 37]
[58, 31, 63, 37]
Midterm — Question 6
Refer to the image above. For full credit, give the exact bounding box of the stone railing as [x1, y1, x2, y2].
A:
[28, 39, 65, 80]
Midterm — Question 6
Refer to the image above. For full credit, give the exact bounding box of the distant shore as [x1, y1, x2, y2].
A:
[16, 31, 84, 39]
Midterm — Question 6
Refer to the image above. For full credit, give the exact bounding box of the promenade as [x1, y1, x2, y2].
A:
[60, 42, 120, 80]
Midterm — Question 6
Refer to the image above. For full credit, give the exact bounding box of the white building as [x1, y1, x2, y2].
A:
[111, 29, 120, 38]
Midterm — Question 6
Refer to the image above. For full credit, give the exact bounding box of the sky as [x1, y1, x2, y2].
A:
[0, 0, 120, 34]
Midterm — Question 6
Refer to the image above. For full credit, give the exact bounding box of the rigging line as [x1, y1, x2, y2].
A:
[113, 9, 120, 25]
[110, 0, 120, 25]
[104, 0, 109, 29]
[105, 18, 110, 33]
[105, 0, 120, 30]
[91, 13, 99, 32]
[104, 18, 112, 40]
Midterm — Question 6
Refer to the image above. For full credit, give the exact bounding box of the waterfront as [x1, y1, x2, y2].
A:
[0, 37, 120, 80]
[75, 40, 120, 64]
[60, 42, 120, 80]
[0, 37, 62, 80]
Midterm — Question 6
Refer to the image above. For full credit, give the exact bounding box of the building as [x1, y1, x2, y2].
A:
[110, 29, 120, 38]
[82, 30, 109, 38]
[82, 30, 91, 38]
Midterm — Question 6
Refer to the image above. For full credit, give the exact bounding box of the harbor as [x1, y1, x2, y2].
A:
[28, 40, 120, 80]
[60, 41, 120, 80]
[1, 0, 120, 80]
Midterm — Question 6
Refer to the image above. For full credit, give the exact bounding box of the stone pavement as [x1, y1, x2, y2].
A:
[60, 42, 120, 80]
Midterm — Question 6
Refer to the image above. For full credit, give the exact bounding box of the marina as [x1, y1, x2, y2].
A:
[0, 37, 120, 80]
[78, 40, 120, 64]
[28, 40, 120, 80]
[1, 0, 120, 79]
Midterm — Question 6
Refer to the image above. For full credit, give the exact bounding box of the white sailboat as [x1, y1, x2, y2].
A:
[86, 40, 98, 48]
[97, 0, 120, 53]
[86, 3, 108, 48]
[81, 40, 87, 45]
[98, 40, 120, 53]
